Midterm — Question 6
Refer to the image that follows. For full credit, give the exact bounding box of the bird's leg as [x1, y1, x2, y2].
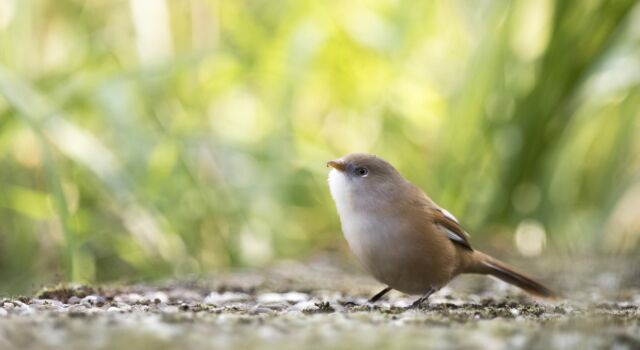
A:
[342, 287, 392, 307]
[410, 287, 436, 308]
[368, 287, 392, 304]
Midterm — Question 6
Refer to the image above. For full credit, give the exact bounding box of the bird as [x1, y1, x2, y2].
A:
[326, 153, 557, 307]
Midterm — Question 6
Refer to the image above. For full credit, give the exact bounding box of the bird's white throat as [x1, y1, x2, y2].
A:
[328, 168, 352, 214]
[328, 168, 387, 256]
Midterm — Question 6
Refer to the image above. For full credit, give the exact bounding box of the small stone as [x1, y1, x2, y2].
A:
[223, 303, 250, 312]
[258, 302, 289, 311]
[34, 299, 64, 308]
[161, 305, 180, 314]
[166, 289, 202, 303]
[12, 300, 27, 308]
[145, 292, 169, 304]
[68, 296, 81, 304]
[114, 293, 144, 304]
[290, 301, 317, 311]
[204, 292, 250, 305]
[0, 308, 7, 317]
[250, 307, 273, 315]
[392, 300, 411, 308]
[67, 304, 87, 317]
[14, 303, 32, 316]
[81, 295, 106, 307]
[257, 292, 309, 304]
[114, 303, 132, 312]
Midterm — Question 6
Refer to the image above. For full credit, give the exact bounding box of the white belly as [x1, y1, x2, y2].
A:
[341, 211, 438, 292]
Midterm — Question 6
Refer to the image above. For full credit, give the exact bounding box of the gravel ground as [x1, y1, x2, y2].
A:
[1, 256, 639, 350]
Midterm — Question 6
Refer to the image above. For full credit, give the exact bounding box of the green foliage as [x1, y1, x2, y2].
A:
[0, 0, 638, 293]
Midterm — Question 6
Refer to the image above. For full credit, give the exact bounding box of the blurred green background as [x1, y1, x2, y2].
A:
[0, 0, 639, 293]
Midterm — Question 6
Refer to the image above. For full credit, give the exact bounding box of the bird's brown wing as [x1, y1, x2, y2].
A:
[431, 208, 473, 251]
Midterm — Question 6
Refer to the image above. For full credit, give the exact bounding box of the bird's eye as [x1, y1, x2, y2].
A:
[355, 167, 369, 177]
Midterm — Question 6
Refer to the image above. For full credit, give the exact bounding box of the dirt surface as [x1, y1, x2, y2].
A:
[1, 256, 639, 350]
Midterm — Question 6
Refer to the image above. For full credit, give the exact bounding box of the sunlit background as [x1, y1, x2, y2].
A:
[0, 0, 639, 293]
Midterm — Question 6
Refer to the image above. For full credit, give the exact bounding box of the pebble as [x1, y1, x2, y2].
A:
[67, 304, 87, 315]
[15, 304, 33, 316]
[81, 295, 107, 307]
[145, 292, 169, 304]
[107, 307, 123, 313]
[257, 292, 309, 304]
[114, 293, 144, 304]
[33, 299, 64, 308]
[0, 308, 7, 317]
[204, 292, 251, 305]
[257, 302, 289, 311]
[68, 296, 82, 304]
[392, 300, 412, 308]
[167, 289, 202, 302]
[250, 306, 273, 315]
[112, 302, 132, 312]
[290, 301, 317, 312]
[161, 305, 180, 314]
[12, 300, 28, 308]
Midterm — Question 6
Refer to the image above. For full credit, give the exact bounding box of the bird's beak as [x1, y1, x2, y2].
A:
[327, 160, 346, 172]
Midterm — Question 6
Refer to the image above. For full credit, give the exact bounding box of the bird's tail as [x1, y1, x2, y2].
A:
[467, 250, 558, 299]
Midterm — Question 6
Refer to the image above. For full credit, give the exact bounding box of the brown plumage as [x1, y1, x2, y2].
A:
[327, 153, 557, 305]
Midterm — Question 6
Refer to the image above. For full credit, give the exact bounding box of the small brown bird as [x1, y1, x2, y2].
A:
[327, 153, 556, 306]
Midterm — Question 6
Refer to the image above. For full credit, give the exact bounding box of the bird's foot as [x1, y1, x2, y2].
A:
[409, 297, 429, 309]
[408, 288, 436, 309]
[342, 286, 392, 309]
[341, 300, 359, 307]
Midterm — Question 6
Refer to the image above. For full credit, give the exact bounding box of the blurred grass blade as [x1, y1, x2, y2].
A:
[0, 64, 191, 272]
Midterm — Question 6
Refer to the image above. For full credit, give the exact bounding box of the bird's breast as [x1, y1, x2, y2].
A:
[338, 208, 455, 294]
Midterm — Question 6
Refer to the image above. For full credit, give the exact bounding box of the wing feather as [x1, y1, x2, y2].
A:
[431, 208, 473, 251]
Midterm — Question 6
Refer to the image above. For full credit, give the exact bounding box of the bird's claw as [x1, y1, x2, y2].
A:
[341, 301, 359, 307]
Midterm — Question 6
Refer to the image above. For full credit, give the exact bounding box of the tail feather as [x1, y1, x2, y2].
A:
[469, 251, 558, 299]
